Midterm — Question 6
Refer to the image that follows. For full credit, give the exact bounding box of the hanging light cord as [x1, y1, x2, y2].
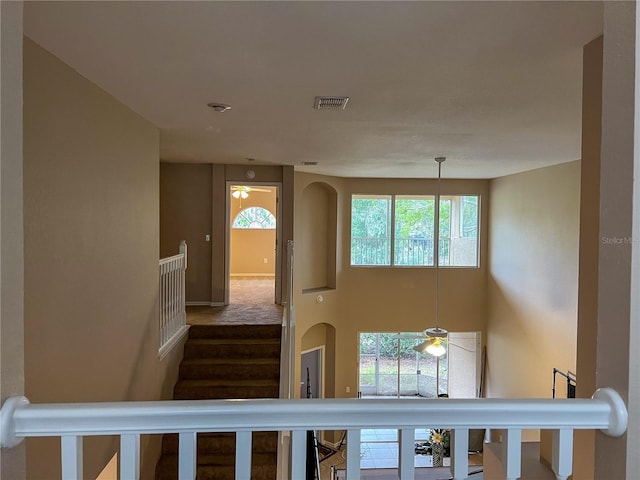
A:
[435, 157, 444, 331]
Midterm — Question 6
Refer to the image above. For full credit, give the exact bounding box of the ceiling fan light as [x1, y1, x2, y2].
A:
[232, 190, 241, 198]
[425, 338, 447, 357]
[240, 191, 248, 199]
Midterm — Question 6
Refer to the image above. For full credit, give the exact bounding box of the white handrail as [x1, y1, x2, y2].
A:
[0, 388, 628, 480]
[0, 391, 626, 437]
[279, 240, 296, 400]
[158, 240, 189, 359]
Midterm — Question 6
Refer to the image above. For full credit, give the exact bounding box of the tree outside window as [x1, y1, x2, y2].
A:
[351, 194, 479, 267]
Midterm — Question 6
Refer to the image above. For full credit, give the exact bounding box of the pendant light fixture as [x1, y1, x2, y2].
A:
[232, 189, 249, 199]
[414, 157, 448, 357]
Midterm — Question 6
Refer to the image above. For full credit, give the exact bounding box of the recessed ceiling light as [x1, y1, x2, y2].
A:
[207, 102, 231, 112]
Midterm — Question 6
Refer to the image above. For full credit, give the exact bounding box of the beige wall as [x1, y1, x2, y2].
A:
[486, 161, 580, 439]
[595, 3, 635, 477]
[294, 172, 489, 400]
[230, 230, 276, 275]
[161, 163, 213, 302]
[23, 38, 182, 479]
[160, 164, 293, 304]
[229, 189, 276, 275]
[1, 2, 26, 479]
[300, 182, 337, 291]
[574, 35, 603, 480]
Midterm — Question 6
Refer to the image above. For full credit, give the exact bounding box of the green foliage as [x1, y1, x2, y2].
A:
[394, 197, 434, 238]
[439, 199, 451, 237]
[351, 194, 479, 266]
[351, 197, 390, 238]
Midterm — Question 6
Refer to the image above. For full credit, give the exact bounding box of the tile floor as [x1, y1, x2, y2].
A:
[359, 429, 450, 469]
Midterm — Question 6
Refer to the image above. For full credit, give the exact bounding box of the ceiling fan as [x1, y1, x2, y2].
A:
[230, 185, 271, 199]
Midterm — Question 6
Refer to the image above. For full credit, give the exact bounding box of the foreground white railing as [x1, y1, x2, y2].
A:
[159, 240, 189, 359]
[0, 388, 627, 480]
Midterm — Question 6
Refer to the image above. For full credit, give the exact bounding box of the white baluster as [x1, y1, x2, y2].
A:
[501, 429, 521, 480]
[179, 432, 197, 480]
[61, 435, 83, 480]
[181, 260, 186, 325]
[451, 428, 469, 480]
[398, 428, 415, 480]
[236, 431, 252, 480]
[290, 430, 306, 480]
[346, 429, 361, 480]
[162, 268, 168, 344]
[159, 267, 164, 345]
[164, 265, 169, 341]
[171, 267, 176, 335]
[552, 429, 573, 480]
[120, 433, 140, 479]
[180, 240, 188, 269]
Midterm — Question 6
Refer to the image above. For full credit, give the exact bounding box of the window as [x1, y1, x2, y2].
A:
[440, 195, 479, 267]
[351, 195, 391, 266]
[351, 194, 479, 267]
[394, 196, 435, 266]
[232, 207, 276, 229]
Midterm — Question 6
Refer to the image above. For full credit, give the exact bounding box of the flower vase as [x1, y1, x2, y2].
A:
[432, 443, 444, 467]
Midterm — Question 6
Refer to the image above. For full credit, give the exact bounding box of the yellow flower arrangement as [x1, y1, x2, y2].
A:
[429, 428, 451, 455]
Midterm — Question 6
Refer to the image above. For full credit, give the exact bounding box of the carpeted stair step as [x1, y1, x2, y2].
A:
[156, 324, 281, 480]
[183, 338, 280, 360]
[188, 324, 281, 340]
[155, 456, 277, 480]
[179, 358, 280, 381]
[174, 379, 279, 400]
[161, 432, 278, 455]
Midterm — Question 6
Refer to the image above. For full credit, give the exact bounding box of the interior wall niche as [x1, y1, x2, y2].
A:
[301, 182, 337, 292]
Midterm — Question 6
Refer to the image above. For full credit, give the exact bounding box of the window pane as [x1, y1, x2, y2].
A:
[393, 196, 435, 266]
[439, 195, 479, 267]
[461, 196, 478, 238]
[232, 207, 276, 229]
[351, 195, 391, 265]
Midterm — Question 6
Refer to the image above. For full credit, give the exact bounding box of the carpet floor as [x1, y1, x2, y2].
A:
[230, 276, 275, 304]
[187, 303, 283, 325]
[187, 277, 282, 326]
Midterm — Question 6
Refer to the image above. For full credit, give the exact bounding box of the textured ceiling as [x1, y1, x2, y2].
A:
[24, 1, 603, 179]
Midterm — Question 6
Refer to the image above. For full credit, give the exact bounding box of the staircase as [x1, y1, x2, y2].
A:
[156, 324, 282, 480]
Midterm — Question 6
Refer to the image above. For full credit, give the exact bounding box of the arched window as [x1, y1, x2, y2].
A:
[233, 207, 276, 229]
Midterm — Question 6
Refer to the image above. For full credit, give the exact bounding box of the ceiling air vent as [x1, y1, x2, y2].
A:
[314, 96, 349, 110]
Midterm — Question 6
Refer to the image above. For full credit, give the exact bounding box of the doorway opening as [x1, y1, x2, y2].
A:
[301, 347, 323, 399]
[226, 183, 281, 305]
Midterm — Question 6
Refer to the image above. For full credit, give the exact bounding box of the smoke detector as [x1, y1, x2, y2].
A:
[313, 96, 349, 110]
[207, 102, 231, 112]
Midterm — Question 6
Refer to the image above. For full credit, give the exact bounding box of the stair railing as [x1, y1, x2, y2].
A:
[279, 240, 296, 400]
[158, 240, 189, 359]
[277, 241, 296, 479]
[0, 388, 628, 480]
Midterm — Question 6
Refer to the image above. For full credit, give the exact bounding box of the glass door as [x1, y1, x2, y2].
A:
[359, 332, 447, 398]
